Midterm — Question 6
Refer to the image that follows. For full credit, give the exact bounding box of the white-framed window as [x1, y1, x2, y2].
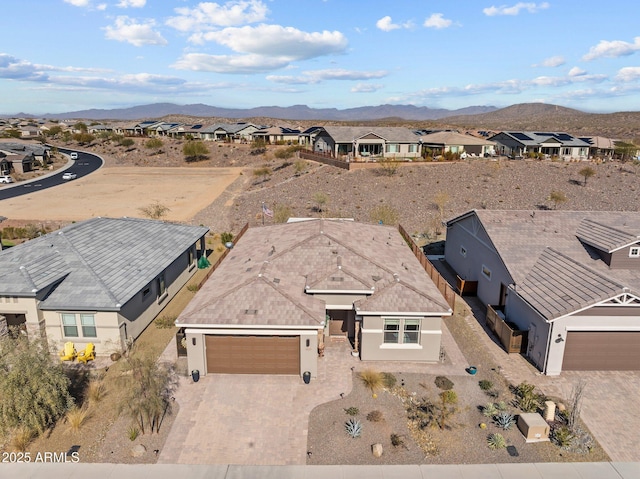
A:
[408, 144, 417, 153]
[383, 318, 421, 344]
[188, 247, 194, 266]
[62, 313, 78, 337]
[157, 273, 166, 297]
[630, 247, 640, 258]
[81, 314, 97, 338]
[385, 143, 399, 153]
[460, 246, 467, 257]
[481, 264, 492, 280]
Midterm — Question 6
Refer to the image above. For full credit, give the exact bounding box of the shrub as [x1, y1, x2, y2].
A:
[483, 402, 498, 418]
[128, 425, 140, 441]
[345, 418, 362, 438]
[220, 232, 233, 244]
[487, 433, 507, 450]
[494, 412, 515, 430]
[145, 138, 163, 150]
[551, 425, 575, 448]
[253, 166, 272, 178]
[359, 369, 384, 395]
[294, 159, 307, 173]
[434, 376, 454, 390]
[478, 379, 493, 391]
[119, 137, 135, 147]
[183, 141, 209, 162]
[87, 380, 105, 403]
[273, 204, 292, 224]
[514, 381, 543, 413]
[382, 372, 397, 389]
[369, 204, 399, 225]
[344, 406, 359, 416]
[187, 284, 200, 293]
[138, 202, 170, 220]
[155, 315, 176, 329]
[366, 410, 384, 422]
[390, 433, 405, 448]
[65, 406, 90, 433]
[9, 426, 34, 452]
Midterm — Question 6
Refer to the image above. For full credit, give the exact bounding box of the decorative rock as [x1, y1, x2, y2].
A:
[131, 444, 146, 457]
[372, 443, 383, 457]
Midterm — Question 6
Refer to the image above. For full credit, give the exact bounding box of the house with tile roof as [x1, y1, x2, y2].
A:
[313, 126, 422, 161]
[445, 210, 640, 375]
[176, 219, 452, 378]
[489, 132, 590, 160]
[0, 217, 208, 355]
[419, 131, 496, 158]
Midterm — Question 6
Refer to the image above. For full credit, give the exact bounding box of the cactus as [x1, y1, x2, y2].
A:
[345, 418, 362, 438]
[494, 412, 515, 430]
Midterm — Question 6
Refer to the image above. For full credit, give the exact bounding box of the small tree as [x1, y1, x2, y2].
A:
[379, 157, 399, 176]
[548, 190, 567, 209]
[578, 166, 595, 186]
[139, 201, 170, 220]
[313, 192, 328, 214]
[370, 204, 399, 225]
[183, 141, 209, 162]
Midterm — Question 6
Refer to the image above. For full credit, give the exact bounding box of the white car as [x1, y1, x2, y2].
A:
[62, 172, 77, 180]
[70, 152, 78, 160]
[0, 175, 14, 184]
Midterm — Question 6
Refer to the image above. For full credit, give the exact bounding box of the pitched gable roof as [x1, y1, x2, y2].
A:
[320, 126, 419, 143]
[576, 218, 640, 253]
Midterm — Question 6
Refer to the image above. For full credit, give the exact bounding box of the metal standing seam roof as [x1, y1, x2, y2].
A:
[177, 220, 451, 328]
[0, 217, 209, 311]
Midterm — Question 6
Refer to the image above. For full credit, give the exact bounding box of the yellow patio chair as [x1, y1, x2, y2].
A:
[77, 343, 95, 364]
[60, 342, 77, 361]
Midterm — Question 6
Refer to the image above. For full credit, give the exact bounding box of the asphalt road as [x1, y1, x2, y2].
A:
[0, 148, 103, 201]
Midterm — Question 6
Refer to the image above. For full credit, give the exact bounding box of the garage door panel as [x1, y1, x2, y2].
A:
[206, 335, 299, 375]
[563, 331, 640, 371]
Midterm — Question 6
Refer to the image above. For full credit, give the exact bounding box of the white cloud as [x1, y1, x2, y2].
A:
[424, 13, 452, 29]
[351, 83, 383, 93]
[376, 16, 400, 32]
[535, 55, 565, 67]
[583, 37, 640, 61]
[193, 24, 347, 60]
[616, 66, 640, 82]
[172, 53, 290, 74]
[267, 69, 387, 85]
[568, 67, 586, 77]
[104, 16, 167, 47]
[117, 0, 146, 7]
[483, 2, 550, 16]
[166, 0, 268, 32]
[63, 0, 90, 6]
[97, 3, 107, 10]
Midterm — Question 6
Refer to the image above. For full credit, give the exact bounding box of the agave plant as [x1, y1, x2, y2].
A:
[487, 433, 507, 450]
[494, 412, 515, 430]
[345, 418, 362, 438]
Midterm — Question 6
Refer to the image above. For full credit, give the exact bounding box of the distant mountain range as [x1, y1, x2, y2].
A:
[33, 103, 498, 122]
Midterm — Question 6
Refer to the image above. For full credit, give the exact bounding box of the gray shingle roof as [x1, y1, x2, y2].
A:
[576, 218, 639, 253]
[177, 220, 451, 328]
[0, 218, 208, 311]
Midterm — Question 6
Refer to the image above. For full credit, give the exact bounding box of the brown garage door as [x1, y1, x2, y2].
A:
[205, 335, 300, 374]
[562, 331, 640, 371]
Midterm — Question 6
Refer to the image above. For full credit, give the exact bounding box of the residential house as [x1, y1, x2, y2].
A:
[0, 141, 51, 167]
[419, 131, 496, 158]
[578, 136, 616, 159]
[445, 210, 640, 375]
[176, 219, 452, 378]
[3, 153, 34, 173]
[252, 126, 301, 144]
[0, 218, 209, 355]
[313, 126, 421, 160]
[489, 132, 590, 160]
[298, 126, 324, 147]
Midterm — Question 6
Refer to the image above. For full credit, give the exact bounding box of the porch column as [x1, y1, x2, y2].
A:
[354, 321, 360, 352]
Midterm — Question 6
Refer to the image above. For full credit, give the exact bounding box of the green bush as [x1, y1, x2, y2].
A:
[220, 232, 233, 244]
[434, 376, 454, 390]
[478, 379, 493, 391]
[382, 372, 397, 389]
[155, 315, 176, 329]
[487, 433, 506, 450]
[344, 406, 359, 416]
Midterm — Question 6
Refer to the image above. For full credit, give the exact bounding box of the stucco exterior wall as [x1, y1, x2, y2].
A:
[0, 295, 42, 337]
[505, 290, 550, 372]
[360, 315, 441, 362]
[445, 215, 512, 307]
[43, 310, 121, 356]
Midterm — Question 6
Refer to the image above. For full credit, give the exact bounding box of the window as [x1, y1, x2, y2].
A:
[384, 319, 420, 344]
[62, 313, 78, 337]
[481, 264, 492, 280]
[408, 144, 417, 153]
[630, 247, 640, 258]
[188, 247, 194, 266]
[460, 246, 467, 257]
[385, 143, 399, 153]
[81, 314, 97, 338]
[157, 273, 166, 297]
[142, 286, 151, 299]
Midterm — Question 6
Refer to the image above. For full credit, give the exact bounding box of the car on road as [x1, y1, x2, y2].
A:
[62, 172, 77, 180]
[70, 152, 78, 160]
[0, 175, 14, 184]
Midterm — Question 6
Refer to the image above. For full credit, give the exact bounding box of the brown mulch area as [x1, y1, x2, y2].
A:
[306, 300, 609, 465]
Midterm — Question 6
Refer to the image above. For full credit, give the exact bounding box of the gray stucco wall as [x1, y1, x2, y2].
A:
[360, 315, 441, 362]
[445, 216, 512, 307]
[505, 289, 550, 372]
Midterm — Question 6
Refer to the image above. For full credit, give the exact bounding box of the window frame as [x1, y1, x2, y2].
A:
[80, 314, 97, 338]
[61, 313, 78, 337]
[383, 318, 421, 345]
[629, 246, 640, 258]
[481, 264, 492, 280]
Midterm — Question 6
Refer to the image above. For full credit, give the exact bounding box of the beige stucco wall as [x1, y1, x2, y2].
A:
[360, 315, 442, 362]
[43, 310, 121, 356]
[184, 328, 320, 378]
[0, 295, 42, 337]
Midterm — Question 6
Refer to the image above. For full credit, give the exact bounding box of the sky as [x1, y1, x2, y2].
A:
[1, 0, 639, 115]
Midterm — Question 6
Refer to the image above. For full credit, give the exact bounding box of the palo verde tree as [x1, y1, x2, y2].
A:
[0, 333, 74, 436]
